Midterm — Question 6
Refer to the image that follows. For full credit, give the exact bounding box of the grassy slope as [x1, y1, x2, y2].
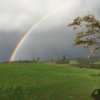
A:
[0, 63, 100, 100]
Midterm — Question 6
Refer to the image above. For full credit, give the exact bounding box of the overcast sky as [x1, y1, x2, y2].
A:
[0, 0, 100, 61]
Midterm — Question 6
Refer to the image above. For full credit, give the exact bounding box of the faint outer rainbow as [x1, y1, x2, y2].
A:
[9, 3, 70, 62]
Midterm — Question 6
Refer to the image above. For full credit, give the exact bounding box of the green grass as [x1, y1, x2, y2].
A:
[0, 63, 100, 100]
[69, 60, 79, 64]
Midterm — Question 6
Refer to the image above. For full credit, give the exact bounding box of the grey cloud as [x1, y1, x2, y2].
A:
[0, 0, 99, 61]
[0, 0, 71, 32]
[0, 31, 22, 61]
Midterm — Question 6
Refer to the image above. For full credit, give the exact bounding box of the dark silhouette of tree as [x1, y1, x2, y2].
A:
[68, 14, 100, 58]
[62, 54, 66, 61]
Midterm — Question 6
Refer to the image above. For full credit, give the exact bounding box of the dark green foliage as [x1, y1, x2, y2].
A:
[56, 54, 70, 64]
[77, 57, 99, 64]
[56, 60, 69, 64]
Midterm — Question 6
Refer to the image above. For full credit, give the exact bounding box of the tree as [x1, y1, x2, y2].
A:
[68, 14, 100, 58]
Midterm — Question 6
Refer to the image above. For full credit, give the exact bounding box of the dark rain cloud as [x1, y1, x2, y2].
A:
[0, 0, 99, 61]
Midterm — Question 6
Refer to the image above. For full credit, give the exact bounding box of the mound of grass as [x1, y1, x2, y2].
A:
[0, 63, 100, 100]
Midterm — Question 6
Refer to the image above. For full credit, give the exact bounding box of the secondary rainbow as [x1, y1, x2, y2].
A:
[9, 3, 70, 61]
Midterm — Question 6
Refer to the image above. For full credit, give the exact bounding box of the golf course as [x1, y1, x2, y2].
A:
[0, 63, 100, 100]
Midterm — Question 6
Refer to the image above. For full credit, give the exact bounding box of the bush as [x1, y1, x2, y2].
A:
[56, 59, 69, 64]
[77, 57, 98, 64]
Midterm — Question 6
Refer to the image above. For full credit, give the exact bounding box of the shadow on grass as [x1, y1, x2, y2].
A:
[0, 86, 49, 100]
[72, 64, 100, 69]
[0, 86, 23, 100]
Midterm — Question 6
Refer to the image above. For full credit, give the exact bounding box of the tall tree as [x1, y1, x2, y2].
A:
[68, 14, 100, 58]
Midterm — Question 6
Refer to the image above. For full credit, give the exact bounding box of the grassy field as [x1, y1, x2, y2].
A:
[0, 63, 100, 100]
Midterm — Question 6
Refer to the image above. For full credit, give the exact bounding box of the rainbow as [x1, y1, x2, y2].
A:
[9, 3, 71, 61]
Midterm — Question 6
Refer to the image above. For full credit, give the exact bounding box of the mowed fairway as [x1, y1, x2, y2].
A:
[0, 63, 100, 100]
